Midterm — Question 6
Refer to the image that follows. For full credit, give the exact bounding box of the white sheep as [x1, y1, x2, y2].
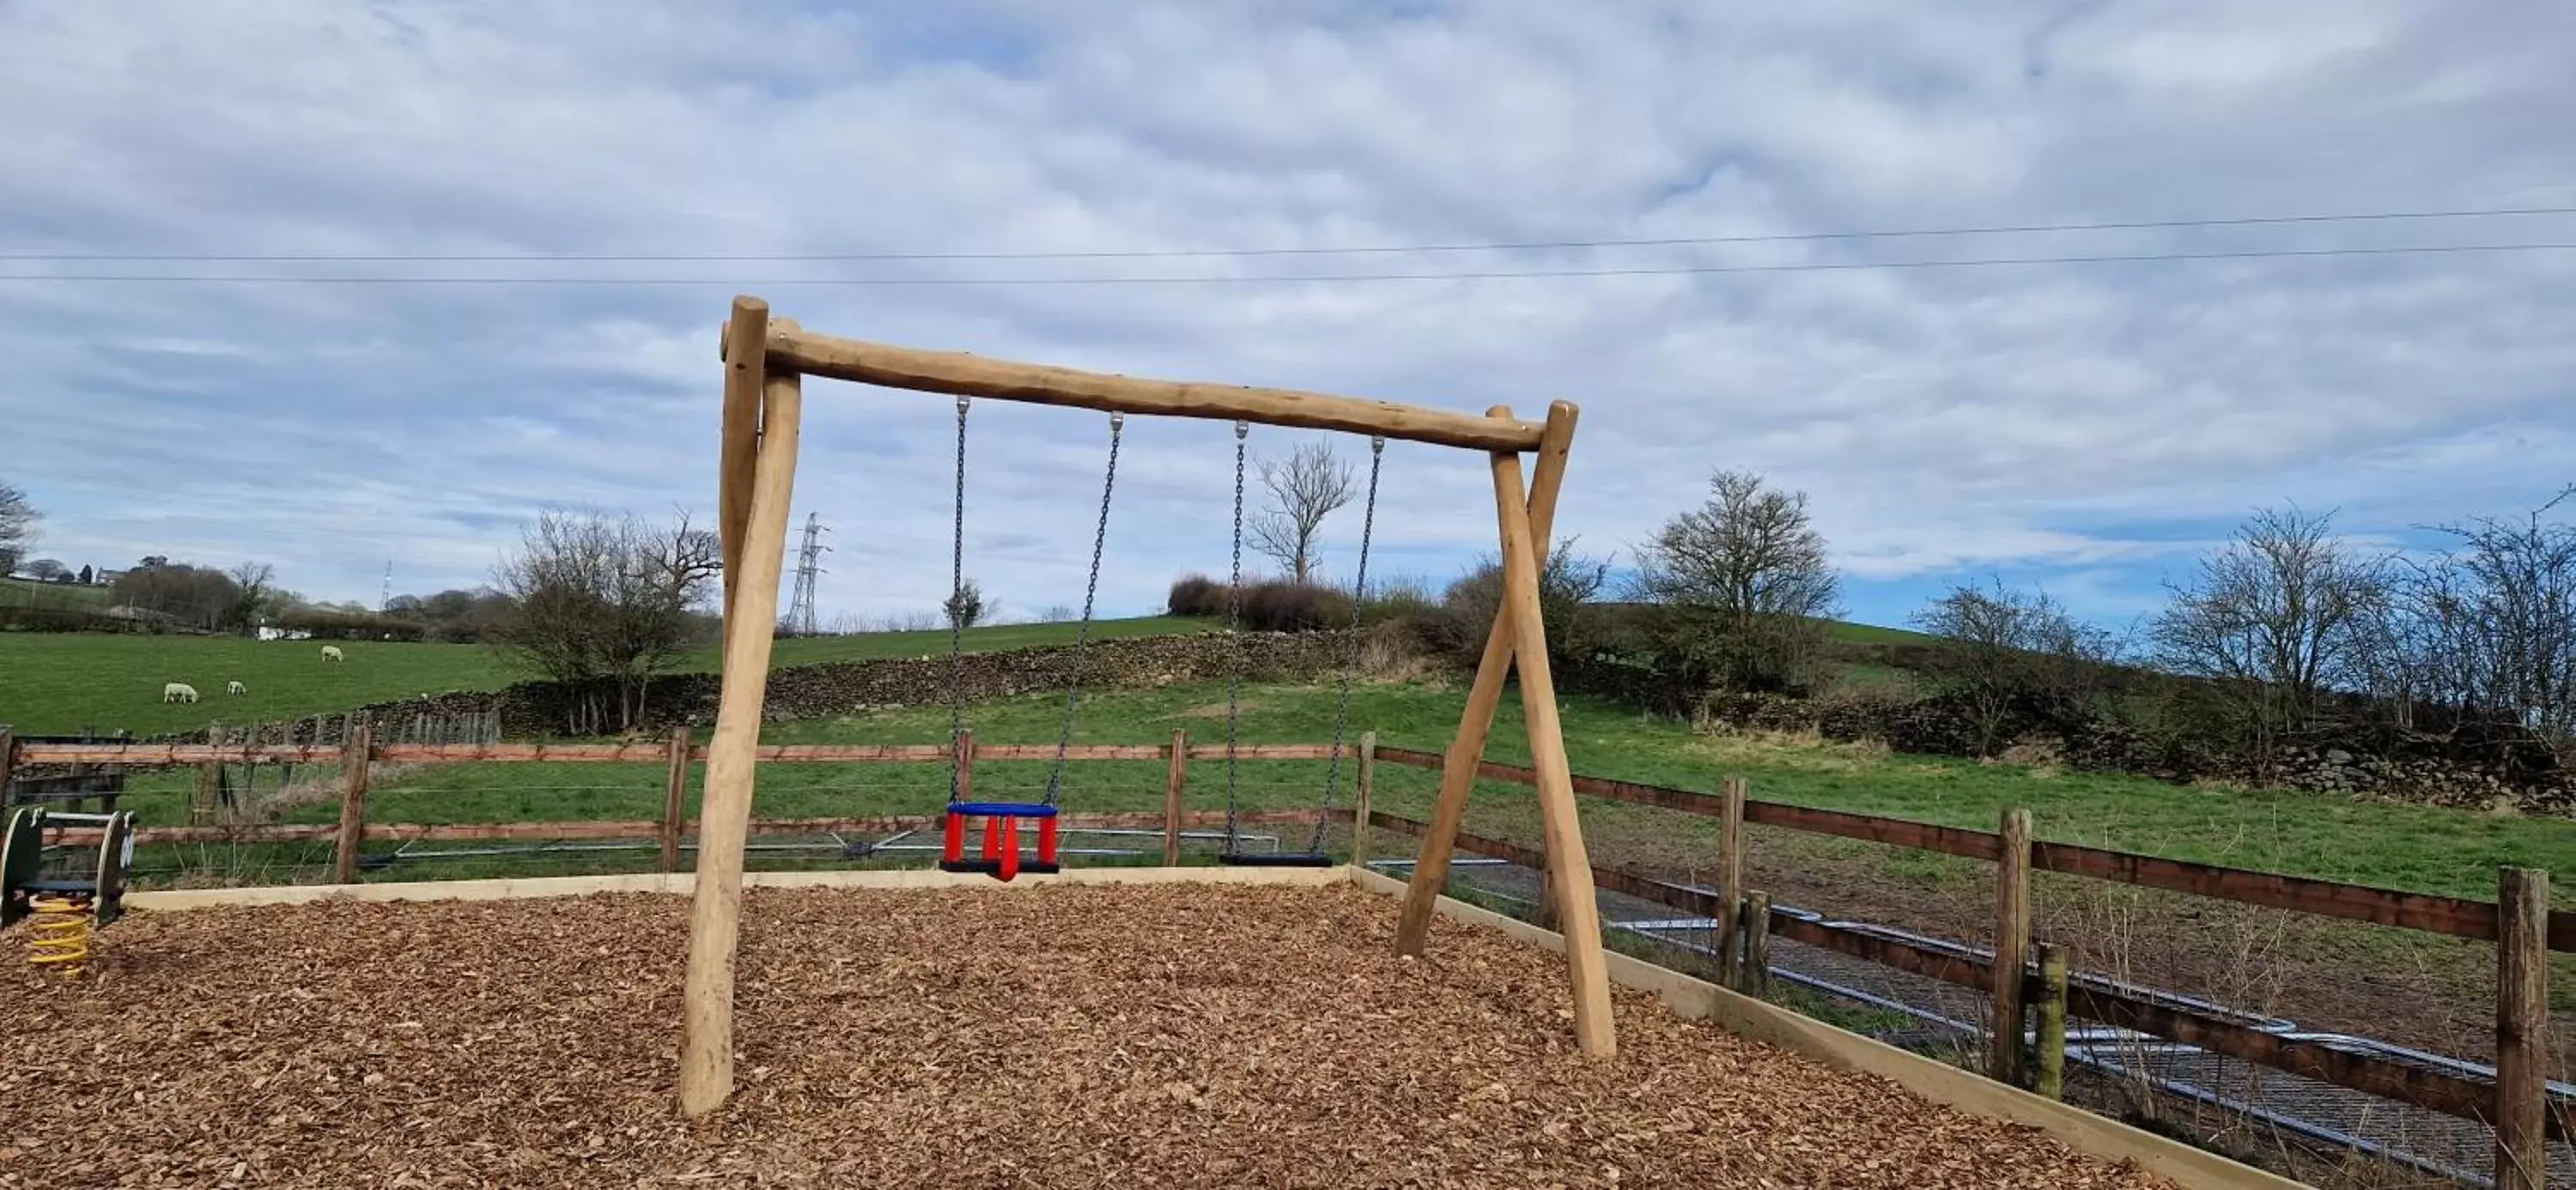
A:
[320, 645, 345, 662]
[162, 682, 200, 704]
[226, 680, 246, 695]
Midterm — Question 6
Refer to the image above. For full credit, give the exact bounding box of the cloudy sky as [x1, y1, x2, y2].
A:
[3, 1, 2571, 632]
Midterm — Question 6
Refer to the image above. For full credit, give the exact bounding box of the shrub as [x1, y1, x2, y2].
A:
[1358, 573, 1437, 628]
[1238, 580, 1354, 632]
[1167, 574, 1224, 617]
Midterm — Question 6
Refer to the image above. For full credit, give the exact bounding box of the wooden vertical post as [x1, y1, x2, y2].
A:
[2036, 944, 2069, 1102]
[331, 719, 373, 884]
[1350, 731, 1376, 870]
[1739, 891, 1771, 998]
[679, 337, 802, 1120]
[2496, 866, 2550, 1190]
[1162, 729, 1185, 866]
[716, 296, 770, 625]
[1395, 402, 1578, 956]
[660, 725, 691, 874]
[1534, 863, 1561, 931]
[0, 725, 15, 806]
[193, 762, 218, 825]
[1485, 409, 1615, 1058]
[1715, 776, 1747, 990]
[1990, 807, 2034, 1085]
[954, 727, 976, 804]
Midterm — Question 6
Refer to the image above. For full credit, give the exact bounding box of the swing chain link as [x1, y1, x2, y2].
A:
[948, 395, 970, 803]
[1311, 434, 1386, 853]
[1045, 413, 1123, 804]
[1223, 420, 1249, 851]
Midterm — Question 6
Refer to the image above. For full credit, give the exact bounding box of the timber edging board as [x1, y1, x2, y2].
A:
[1369, 746, 2573, 950]
[1346, 867, 2308, 1190]
[123, 863, 1348, 912]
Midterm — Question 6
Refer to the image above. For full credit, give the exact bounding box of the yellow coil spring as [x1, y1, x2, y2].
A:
[27, 895, 94, 978]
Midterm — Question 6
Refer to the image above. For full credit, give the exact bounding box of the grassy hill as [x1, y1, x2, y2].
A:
[0, 616, 1210, 736]
[0, 611, 1931, 738]
[0, 575, 111, 612]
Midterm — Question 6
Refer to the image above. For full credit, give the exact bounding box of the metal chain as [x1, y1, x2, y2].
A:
[947, 396, 969, 804]
[1222, 420, 1249, 851]
[1045, 413, 1123, 805]
[1311, 434, 1385, 853]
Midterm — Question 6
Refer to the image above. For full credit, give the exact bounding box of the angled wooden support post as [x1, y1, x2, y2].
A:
[331, 719, 373, 884]
[1715, 777, 1747, 989]
[1350, 731, 1376, 870]
[2036, 944, 2069, 1102]
[1739, 890, 1771, 998]
[2495, 866, 2550, 1190]
[1163, 729, 1187, 866]
[680, 303, 803, 1120]
[1990, 807, 2035, 1086]
[1394, 401, 1578, 957]
[1159, 726, 1185, 865]
[1485, 407, 1615, 1057]
[659, 724, 691, 874]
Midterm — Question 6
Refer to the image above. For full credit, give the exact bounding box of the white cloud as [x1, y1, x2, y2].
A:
[0, 0, 2570, 627]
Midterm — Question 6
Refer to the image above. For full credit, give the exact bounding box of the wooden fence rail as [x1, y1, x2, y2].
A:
[1364, 807, 2568, 1144]
[1370, 746, 2575, 951]
[64, 808, 1326, 848]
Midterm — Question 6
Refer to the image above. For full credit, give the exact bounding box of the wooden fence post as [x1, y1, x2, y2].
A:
[1740, 890, 1771, 997]
[2496, 866, 2550, 1190]
[1163, 729, 1186, 866]
[331, 719, 374, 884]
[1716, 776, 1746, 990]
[2036, 944, 2069, 1102]
[1990, 806, 2034, 1086]
[1350, 731, 1376, 870]
[955, 726, 975, 804]
[660, 725, 692, 874]
[1535, 863, 1561, 931]
[0, 725, 15, 806]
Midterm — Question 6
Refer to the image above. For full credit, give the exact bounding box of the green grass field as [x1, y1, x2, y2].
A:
[98, 677, 2576, 902]
[0, 616, 1207, 736]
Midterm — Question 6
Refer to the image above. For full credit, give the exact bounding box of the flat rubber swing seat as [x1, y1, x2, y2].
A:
[1217, 852, 1336, 868]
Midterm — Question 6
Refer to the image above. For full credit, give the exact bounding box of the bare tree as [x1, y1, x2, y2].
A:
[2150, 506, 2384, 779]
[490, 509, 722, 733]
[1248, 441, 1354, 583]
[1631, 470, 1841, 692]
[943, 578, 987, 629]
[2358, 487, 2576, 748]
[1912, 579, 2123, 756]
[225, 562, 276, 633]
[23, 558, 68, 582]
[0, 479, 38, 574]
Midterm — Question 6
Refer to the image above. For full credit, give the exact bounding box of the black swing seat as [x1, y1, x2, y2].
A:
[938, 858, 1064, 876]
[1217, 851, 1335, 868]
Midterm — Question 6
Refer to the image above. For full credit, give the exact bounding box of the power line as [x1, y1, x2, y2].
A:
[3, 203, 2573, 263]
[1, 241, 2572, 285]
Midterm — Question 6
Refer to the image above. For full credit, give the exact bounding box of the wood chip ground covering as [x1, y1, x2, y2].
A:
[2, 884, 2177, 1188]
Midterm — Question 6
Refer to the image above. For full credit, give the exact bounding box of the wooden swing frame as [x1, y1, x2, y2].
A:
[678, 294, 1615, 1116]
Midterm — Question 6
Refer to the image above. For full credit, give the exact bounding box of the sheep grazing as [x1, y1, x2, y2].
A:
[320, 645, 345, 662]
[162, 682, 200, 704]
[226, 680, 247, 695]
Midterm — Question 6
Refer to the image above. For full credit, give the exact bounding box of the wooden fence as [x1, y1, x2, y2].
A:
[9, 728, 1368, 883]
[1368, 747, 2564, 1188]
